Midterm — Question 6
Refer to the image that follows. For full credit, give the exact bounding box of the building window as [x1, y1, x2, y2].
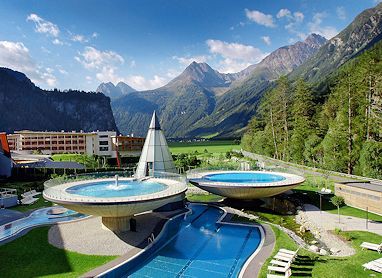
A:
[99, 147, 108, 151]
[99, 141, 109, 145]
[99, 135, 109, 138]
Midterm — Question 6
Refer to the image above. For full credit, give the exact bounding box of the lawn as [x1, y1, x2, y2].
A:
[0, 226, 116, 278]
[51, 153, 100, 168]
[258, 226, 382, 277]
[186, 193, 223, 202]
[168, 140, 240, 154]
[293, 182, 382, 222]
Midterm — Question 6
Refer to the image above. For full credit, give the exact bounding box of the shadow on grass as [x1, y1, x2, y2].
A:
[0, 226, 73, 277]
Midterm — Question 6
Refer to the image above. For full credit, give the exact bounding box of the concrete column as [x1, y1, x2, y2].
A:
[101, 216, 131, 232]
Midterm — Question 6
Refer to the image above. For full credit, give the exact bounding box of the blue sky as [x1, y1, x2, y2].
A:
[0, 0, 378, 91]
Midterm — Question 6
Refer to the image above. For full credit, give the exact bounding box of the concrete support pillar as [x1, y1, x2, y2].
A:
[101, 216, 131, 232]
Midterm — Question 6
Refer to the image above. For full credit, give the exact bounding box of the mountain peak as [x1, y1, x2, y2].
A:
[96, 81, 136, 100]
[304, 33, 327, 48]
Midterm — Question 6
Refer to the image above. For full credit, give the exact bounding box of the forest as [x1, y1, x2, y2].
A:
[242, 42, 382, 179]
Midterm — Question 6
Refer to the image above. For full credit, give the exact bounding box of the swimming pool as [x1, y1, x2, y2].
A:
[0, 207, 86, 242]
[203, 172, 286, 183]
[66, 180, 168, 198]
[101, 204, 262, 277]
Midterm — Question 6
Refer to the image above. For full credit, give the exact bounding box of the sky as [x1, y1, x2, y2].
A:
[0, 0, 379, 91]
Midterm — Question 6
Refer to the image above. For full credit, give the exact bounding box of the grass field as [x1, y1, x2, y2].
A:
[168, 140, 240, 154]
[257, 226, 382, 277]
[0, 227, 116, 278]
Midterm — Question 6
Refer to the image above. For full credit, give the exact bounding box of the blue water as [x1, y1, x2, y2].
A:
[66, 180, 168, 198]
[0, 207, 85, 242]
[203, 172, 285, 183]
[124, 204, 261, 278]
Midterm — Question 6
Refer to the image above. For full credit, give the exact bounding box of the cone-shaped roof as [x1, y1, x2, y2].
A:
[149, 111, 161, 130]
[135, 112, 176, 178]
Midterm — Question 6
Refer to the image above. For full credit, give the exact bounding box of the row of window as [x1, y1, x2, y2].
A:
[338, 187, 381, 201]
[22, 140, 85, 145]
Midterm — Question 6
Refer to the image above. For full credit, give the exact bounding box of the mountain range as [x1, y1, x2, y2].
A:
[104, 3, 382, 138]
[96, 82, 136, 100]
[110, 33, 327, 138]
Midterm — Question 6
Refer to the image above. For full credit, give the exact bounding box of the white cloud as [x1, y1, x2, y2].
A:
[207, 39, 265, 62]
[26, 13, 60, 37]
[245, 9, 276, 27]
[52, 38, 63, 45]
[75, 46, 124, 70]
[56, 65, 68, 75]
[206, 39, 267, 73]
[75, 46, 167, 90]
[336, 6, 346, 20]
[91, 32, 99, 38]
[293, 12, 304, 22]
[261, 36, 271, 45]
[277, 9, 291, 19]
[125, 75, 167, 91]
[71, 34, 87, 43]
[173, 55, 210, 66]
[309, 12, 338, 39]
[277, 9, 306, 41]
[0, 40, 57, 87]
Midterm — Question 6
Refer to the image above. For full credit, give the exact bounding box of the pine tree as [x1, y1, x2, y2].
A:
[290, 79, 314, 164]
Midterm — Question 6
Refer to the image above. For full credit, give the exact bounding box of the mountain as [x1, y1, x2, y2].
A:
[113, 34, 326, 138]
[185, 33, 327, 138]
[96, 81, 136, 100]
[112, 4, 382, 139]
[289, 3, 382, 85]
[0, 68, 118, 133]
[113, 62, 219, 137]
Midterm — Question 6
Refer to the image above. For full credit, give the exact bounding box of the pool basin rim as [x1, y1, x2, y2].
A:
[43, 177, 187, 205]
[188, 170, 305, 188]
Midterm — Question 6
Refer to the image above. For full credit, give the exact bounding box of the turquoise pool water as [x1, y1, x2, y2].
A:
[203, 172, 285, 183]
[112, 204, 262, 278]
[66, 180, 168, 198]
[0, 207, 85, 242]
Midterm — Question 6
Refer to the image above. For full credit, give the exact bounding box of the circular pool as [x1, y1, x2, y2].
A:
[66, 180, 168, 198]
[43, 176, 187, 232]
[188, 171, 305, 199]
[203, 172, 286, 183]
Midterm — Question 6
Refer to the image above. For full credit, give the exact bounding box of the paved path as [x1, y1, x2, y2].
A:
[303, 204, 382, 236]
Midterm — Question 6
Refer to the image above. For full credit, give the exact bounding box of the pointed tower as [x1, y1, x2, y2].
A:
[135, 111, 177, 178]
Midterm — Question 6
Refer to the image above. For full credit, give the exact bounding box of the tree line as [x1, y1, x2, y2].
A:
[242, 42, 382, 179]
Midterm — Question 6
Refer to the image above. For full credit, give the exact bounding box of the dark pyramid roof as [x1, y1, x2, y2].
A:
[149, 111, 161, 130]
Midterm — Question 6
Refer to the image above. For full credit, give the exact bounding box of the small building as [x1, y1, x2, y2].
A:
[111, 135, 145, 157]
[0, 133, 12, 178]
[335, 181, 382, 215]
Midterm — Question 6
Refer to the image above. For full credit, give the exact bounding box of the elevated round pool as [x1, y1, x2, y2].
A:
[188, 171, 304, 199]
[43, 175, 187, 232]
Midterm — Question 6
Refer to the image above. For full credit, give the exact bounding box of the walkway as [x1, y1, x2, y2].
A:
[304, 204, 382, 236]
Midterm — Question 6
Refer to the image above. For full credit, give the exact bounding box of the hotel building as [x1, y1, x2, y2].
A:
[7, 130, 144, 158]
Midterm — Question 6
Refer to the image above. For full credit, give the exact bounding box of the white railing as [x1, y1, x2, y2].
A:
[43, 171, 187, 204]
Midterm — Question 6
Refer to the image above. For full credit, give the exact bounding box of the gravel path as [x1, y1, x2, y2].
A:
[303, 204, 382, 236]
[296, 206, 355, 256]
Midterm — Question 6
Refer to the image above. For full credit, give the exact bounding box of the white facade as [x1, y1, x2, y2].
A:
[135, 112, 176, 178]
